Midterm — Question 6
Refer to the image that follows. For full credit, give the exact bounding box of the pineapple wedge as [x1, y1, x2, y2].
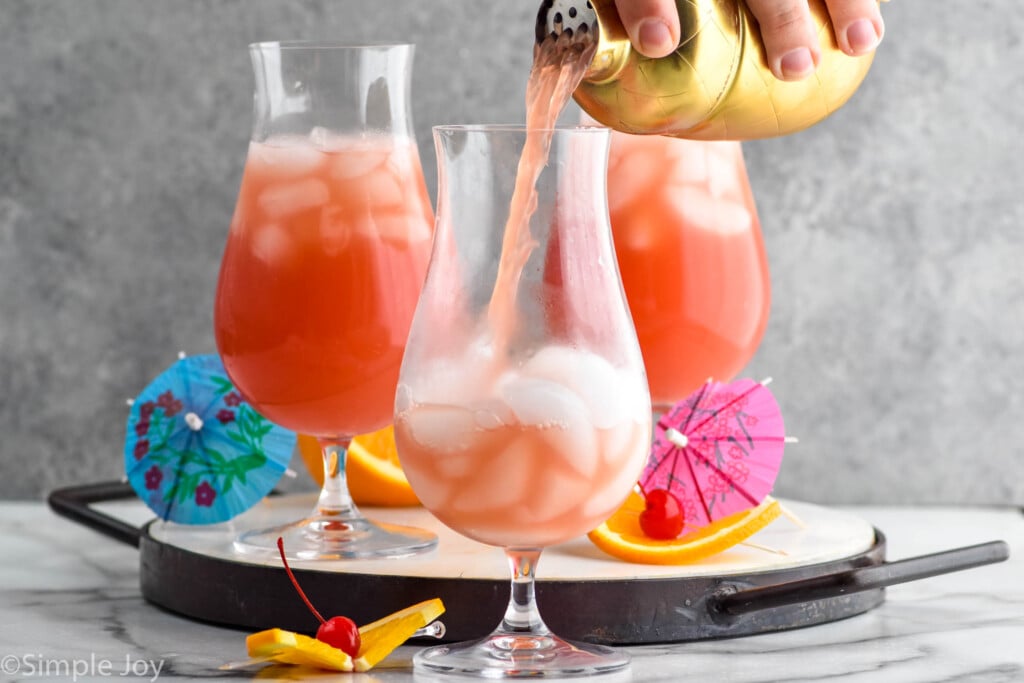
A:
[354, 598, 446, 672]
[246, 628, 353, 671]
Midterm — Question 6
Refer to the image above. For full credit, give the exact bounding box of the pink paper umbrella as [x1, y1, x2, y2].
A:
[643, 378, 790, 529]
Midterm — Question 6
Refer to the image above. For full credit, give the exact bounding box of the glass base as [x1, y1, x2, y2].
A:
[234, 513, 437, 560]
[414, 632, 630, 679]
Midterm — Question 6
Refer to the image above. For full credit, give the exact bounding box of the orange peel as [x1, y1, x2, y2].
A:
[297, 425, 420, 507]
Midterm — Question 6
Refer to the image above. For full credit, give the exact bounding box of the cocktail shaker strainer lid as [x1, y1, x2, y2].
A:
[535, 0, 598, 44]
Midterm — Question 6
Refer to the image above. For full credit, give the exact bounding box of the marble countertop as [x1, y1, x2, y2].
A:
[1, 501, 1021, 682]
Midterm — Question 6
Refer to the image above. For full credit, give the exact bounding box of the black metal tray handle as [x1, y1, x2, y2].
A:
[48, 480, 142, 548]
[711, 540, 1010, 621]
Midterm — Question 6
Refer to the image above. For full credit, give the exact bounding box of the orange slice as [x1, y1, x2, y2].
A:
[354, 598, 445, 672]
[297, 425, 420, 507]
[588, 491, 782, 565]
[244, 598, 445, 673]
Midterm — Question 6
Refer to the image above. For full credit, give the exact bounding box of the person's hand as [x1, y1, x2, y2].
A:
[613, 0, 884, 81]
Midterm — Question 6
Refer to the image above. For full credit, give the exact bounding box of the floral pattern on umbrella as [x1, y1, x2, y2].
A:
[643, 378, 788, 531]
[124, 354, 296, 525]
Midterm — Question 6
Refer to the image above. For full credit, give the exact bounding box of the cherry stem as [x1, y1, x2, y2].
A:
[277, 536, 326, 625]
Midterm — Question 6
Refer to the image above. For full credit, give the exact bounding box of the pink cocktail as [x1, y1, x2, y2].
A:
[602, 128, 770, 411]
[397, 123, 650, 677]
[217, 135, 432, 437]
[396, 344, 650, 549]
[214, 42, 437, 560]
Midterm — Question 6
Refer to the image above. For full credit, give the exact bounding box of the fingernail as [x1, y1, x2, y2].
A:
[778, 47, 815, 79]
[845, 19, 880, 54]
[637, 19, 674, 57]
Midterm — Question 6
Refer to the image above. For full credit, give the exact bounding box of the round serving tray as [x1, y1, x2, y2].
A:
[49, 483, 1007, 646]
[140, 494, 882, 644]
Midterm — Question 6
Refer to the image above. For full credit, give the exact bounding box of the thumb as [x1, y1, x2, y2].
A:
[615, 0, 681, 58]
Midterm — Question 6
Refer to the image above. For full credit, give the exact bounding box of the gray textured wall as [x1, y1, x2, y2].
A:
[1, 0, 1021, 504]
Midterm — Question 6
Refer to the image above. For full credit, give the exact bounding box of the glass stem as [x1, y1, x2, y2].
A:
[498, 548, 550, 636]
[315, 437, 359, 519]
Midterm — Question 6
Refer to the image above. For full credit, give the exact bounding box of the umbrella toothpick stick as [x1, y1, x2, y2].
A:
[741, 540, 788, 556]
[776, 433, 804, 528]
[766, 496, 807, 529]
[779, 504, 807, 529]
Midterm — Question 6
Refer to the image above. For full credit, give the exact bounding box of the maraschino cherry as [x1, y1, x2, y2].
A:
[277, 537, 361, 657]
[639, 488, 685, 540]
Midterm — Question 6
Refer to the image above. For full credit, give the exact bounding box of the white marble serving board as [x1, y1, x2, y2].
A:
[143, 493, 878, 580]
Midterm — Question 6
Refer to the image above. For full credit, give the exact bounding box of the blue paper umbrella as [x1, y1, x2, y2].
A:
[124, 354, 296, 525]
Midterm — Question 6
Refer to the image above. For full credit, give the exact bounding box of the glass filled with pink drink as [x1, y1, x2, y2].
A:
[395, 125, 651, 677]
[602, 128, 770, 411]
[215, 42, 437, 560]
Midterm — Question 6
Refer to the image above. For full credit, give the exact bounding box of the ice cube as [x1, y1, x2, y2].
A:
[249, 222, 294, 265]
[385, 141, 422, 174]
[408, 359, 462, 406]
[601, 420, 646, 469]
[451, 436, 533, 513]
[360, 170, 404, 208]
[401, 404, 478, 454]
[433, 451, 475, 479]
[704, 141, 743, 194]
[521, 346, 628, 429]
[408, 218, 433, 246]
[665, 186, 753, 235]
[368, 212, 415, 242]
[617, 368, 653, 426]
[606, 136, 665, 213]
[499, 372, 600, 475]
[309, 127, 377, 154]
[250, 138, 325, 177]
[527, 469, 590, 524]
[501, 375, 590, 429]
[411, 361, 485, 407]
[537, 419, 599, 478]
[665, 138, 711, 186]
[410, 337, 500, 406]
[473, 399, 515, 430]
[257, 179, 330, 219]
[328, 142, 391, 180]
[319, 206, 353, 256]
[572, 366, 629, 430]
[397, 452, 451, 511]
[520, 345, 576, 381]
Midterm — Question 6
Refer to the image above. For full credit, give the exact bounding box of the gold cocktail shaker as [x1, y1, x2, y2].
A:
[536, 0, 877, 140]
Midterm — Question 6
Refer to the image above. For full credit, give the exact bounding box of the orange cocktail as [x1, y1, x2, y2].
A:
[216, 41, 436, 560]
[607, 134, 770, 409]
[215, 135, 432, 437]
